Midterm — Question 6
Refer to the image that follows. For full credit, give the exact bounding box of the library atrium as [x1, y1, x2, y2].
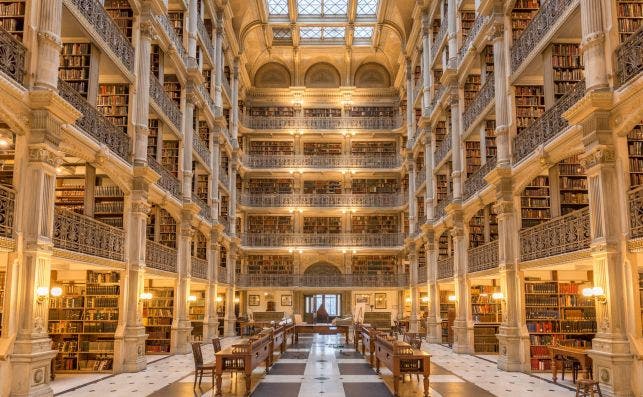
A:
[0, 0, 641, 396]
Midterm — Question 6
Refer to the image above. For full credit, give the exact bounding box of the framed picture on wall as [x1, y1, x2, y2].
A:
[374, 293, 387, 309]
[248, 295, 260, 306]
[355, 294, 370, 304]
[281, 294, 292, 306]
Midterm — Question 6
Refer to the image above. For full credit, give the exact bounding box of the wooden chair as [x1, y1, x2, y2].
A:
[212, 337, 222, 353]
[191, 342, 215, 388]
[576, 379, 603, 397]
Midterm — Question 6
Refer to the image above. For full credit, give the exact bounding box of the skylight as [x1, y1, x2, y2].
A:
[356, 0, 378, 16]
[300, 26, 345, 41]
[273, 27, 292, 40]
[354, 26, 374, 39]
[298, 0, 348, 16]
[267, 0, 289, 15]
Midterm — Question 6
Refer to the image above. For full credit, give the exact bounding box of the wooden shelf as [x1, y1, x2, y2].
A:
[465, 141, 481, 177]
[303, 108, 340, 117]
[303, 216, 342, 234]
[248, 106, 294, 117]
[351, 255, 397, 275]
[515, 85, 545, 135]
[159, 208, 177, 248]
[511, 0, 541, 40]
[558, 155, 588, 215]
[168, 11, 184, 41]
[97, 84, 129, 135]
[0, 0, 25, 40]
[303, 180, 342, 194]
[351, 215, 398, 233]
[460, 11, 476, 42]
[163, 74, 181, 105]
[59, 43, 91, 98]
[551, 43, 584, 100]
[104, 0, 133, 41]
[303, 142, 342, 156]
[143, 286, 174, 354]
[247, 178, 293, 194]
[521, 176, 551, 228]
[246, 215, 293, 233]
[617, 0, 643, 43]
[628, 124, 643, 188]
[351, 178, 399, 194]
[161, 140, 179, 177]
[248, 140, 294, 155]
[349, 106, 396, 117]
[247, 255, 293, 274]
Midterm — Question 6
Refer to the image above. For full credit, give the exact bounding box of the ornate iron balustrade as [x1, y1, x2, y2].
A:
[416, 169, 426, 187]
[147, 155, 182, 199]
[629, 186, 643, 238]
[0, 26, 25, 85]
[241, 233, 405, 248]
[458, 15, 490, 65]
[53, 207, 125, 261]
[64, 0, 134, 73]
[462, 74, 495, 134]
[437, 256, 454, 279]
[428, 85, 446, 116]
[222, 77, 231, 98]
[417, 267, 427, 284]
[238, 193, 405, 208]
[616, 27, 643, 88]
[519, 207, 590, 262]
[240, 115, 403, 130]
[197, 19, 214, 61]
[192, 256, 208, 279]
[463, 157, 497, 200]
[510, 0, 576, 74]
[217, 266, 228, 283]
[192, 134, 210, 163]
[236, 274, 296, 288]
[414, 75, 423, 100]
[434, 133, 452, 165]
[219, 170, 230, 188]
[146, 240, 177, 272]
[243, 154, 402, 169]
[467, 240, 499, 273]
[434, 193, 452, 220]
[58, 80, 131, 163]
[192, 193, 211, 221]
[235, 274, 408, 288]
[149, 75, 182, 131]
[431, 22, 448, 58]
[197, 83, 218, 117]
[417, 214, 427, 229]
[0, 185, 15, 238]
[156, 13, 188, 65]
[514, 80, 585, 163]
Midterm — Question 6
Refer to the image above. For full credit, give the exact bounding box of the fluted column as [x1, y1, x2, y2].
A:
[408, 156, 417, 235]
[451, 223, 473, 353]
[183, 94, 195, 199]
[214, 18, 223, 108]
[224, 248, 237, 336]
[34, 0, 63, 89]
[424, 138, 434, 219]
[447, 0, 457, 68]
[579, 0, 608, 91]
[203, 233, 220, 338]
[425, 237, 442, 343]
[408, 246, 419, 333]
[133, 17, 154, 165]
[171, 219, 193, 354]
[229, 156, 238, 236]
[406, 60, 415, 142]
[231, 57, 240, 148]
[211, 136, 220, 222]
[491, 19, 511, 166]
[422, 12, 431, 109]
[450, 93, 462, 200]
[187, 0, 198, 64]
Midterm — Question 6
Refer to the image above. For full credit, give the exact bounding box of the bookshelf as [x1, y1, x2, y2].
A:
[303, 180, 342, 194]
[168, 11, 184, 41]
[247, 178, 293, 194]
[439, 290, 455, 344]
[59, 43, 92, 97]
[146, 208, 156, 242]
[303, 217, 342, 234]
[247, 255, 293, 274]
[351, 215, 398, 233]
[196, 174, 208, 201]
[0, 271, 4, 335]
[464, 75, 481, 108]
[483, 46, 494, 79]
[159, 209, 177, 248]
[104, 0, 133, 41]
[189, 290, 205, 341]
[246, 215, 293, 233]
[349, 107, 396, 117]
[558, 155, 589, 215]
[521, 176, 551, 228]
[465, 141, 481, 178]
[151, 45, 162, 78]
[248, 140, 294, 155]
[551, 44, 584, 101]
[93, 184, 124, 228]
[303, 108, 341, 117]
[639, 272, 643, 337]
[628, 124, 643, 188]
[143, 286, 174, 354]
[434, 120, 447, 146]
[220, 245, 227, 268]
[203, 69, 212, 91]
[489, 208, 498, 241]
[163, 75, 181, 105]
[469, 209, 485, 248]
[436, 174, 448, 201]
[148, 119, 159, 159]
[49, 270, 120, 373]
[515, 85, 545, 135]
[471, 285, 502, 323]
[438, 232, 450, 259]
[524, 280, 596, 371]
[0, 0, 25, 40]
[220, 195, 229, 219]
[97, 84, 129, 134]
[303, 142, 342, 156]
[617, 0, 643, 43]
[0, 145, 14, 186]
[352, 178, 399, 194]
[460, 11, 476, 43]
[248, 107, 294, 117]
[511, 0, 540, 40]
[193, 231, 207, 259]
[485, 120, 497, 160]
[55, 181, 85, 214]
[161, 140, 179, 177]
[474, 324, 500, 353]
[198, 120, 210, 146]
[351, 255, 397, 275]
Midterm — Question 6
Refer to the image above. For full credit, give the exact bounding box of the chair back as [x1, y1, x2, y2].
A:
[409, 338, 422, 349]
[191, 342, 204, 367]
[212, 337, 222, 353]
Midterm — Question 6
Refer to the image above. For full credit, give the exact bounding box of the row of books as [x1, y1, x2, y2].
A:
[86, 285, 119, 295]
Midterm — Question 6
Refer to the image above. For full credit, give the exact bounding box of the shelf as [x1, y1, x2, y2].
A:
[143, 286, 174, 354]
[352, 255, 397, 275]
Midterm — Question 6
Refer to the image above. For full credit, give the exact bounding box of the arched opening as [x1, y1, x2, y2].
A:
[253, 62, 291, 88]
[304, 62, 341, 88]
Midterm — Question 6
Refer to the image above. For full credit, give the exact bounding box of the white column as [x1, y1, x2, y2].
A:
[408, 246, 419, 333]
[231, 57, 240, 148]
[33, 0, 63, 89]
[187, 0, 198, 66]
[171, 219, 193, 354]
[451, 225, 474, 353]
[491, 22, 510, 166]
[224, 248, 237, 336]
[203, 233, 220, 339]
[579, 0, 608, 91]
[425, 238, 442, 343]
[422, 13, 431, 108]
[214, 19, 223, 108]
[447, 0, 457, 68]
[450, 93, 463, 200]
[133, 18, 153, 165]
[183, 96, 195, 199]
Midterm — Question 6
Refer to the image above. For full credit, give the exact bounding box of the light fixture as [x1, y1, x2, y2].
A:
[50, 287, 63, 297]
[140, 292, 153, 300]
[36, 287, 49, 303]
[188, 295, 197, 302]
[298, 208, 303, 213]
[341, 249, 347, 254]
[298, 249, 303, 254]
[288, 248, 294, 253]
[352, 249, 357, 254]
[582, 286, 606, 303]
[216, 296, 223, 303]
[421, 296, 429, 303]
[234, 297, 240, 303]
[448, 295, 457, 302]
[405, 297, 412, 303]
[491, 292, 504, 301]
[0, 138, 9, 147]
[289, 208, 294, 213]
[55, 167, 64, 174]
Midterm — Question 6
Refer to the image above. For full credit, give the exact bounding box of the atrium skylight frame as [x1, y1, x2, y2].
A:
[353, 26, 374, 41]
[299, 26, 346, 43]
[267, 0, 289, 16]
[298, 0, 348, 17]
[356, 0, 378, 17]
[272, 27, 293, 44]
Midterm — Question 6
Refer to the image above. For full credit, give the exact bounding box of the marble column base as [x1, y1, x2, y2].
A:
[223, 317, 236, 337]
[496, 325, 530, 372]
[115, 325, 148, 372]
[203, 319, 219, 340]
[10, 337, 58, 397]
[452, 320, 474, 354]
[171, 321, 193, 354]
[588, 336, 636, 397]
[426, 316, 443, 343]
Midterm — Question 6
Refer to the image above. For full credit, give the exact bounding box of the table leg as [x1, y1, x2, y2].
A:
[551, 355, 558, 383]
[423, 374, 429, 397]
[244, 372, 251, 397]
[215, 373, 223, 396]
[295, 331, 299, 342]
[393, 376, 399, 396]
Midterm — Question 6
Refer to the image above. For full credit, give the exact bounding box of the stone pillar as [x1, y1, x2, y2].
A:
[33, 0, 63, 90]
[187, 0, 198, 64]
[424, 138, 433, 219]
[406, 60, 415, 142]
[425, 237, 442, 343]
[171, 218, 193, 354]
[211, 136, 220, 222]
[408, 155, 417, 235]
[579, 0, 608, 91]
[229, 156, 238, 236]
[183, 95, 195, 199]
[491, 19, 510, 166]
[450, 92, 463, 200]
[422, 12, 431, 109]
[224, 247, 237, 336]
[214, 16, 223, 108]
[133, 16, 153, 166]
[451, 223, 473, 353]
[446, 0, 457, 68]
[408, 246, 419, 333]
[231, 57, 240, 148]
[203, 232, 220, 339]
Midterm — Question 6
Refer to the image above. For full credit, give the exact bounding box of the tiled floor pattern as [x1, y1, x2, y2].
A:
[52, 334, 578, 397]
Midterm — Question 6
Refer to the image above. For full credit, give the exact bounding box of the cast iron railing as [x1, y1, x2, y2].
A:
[147, 155, 182, 199]
[462, 157, 496, 200]
[0, 185, 15, 238]
[240, 233, 405, 248]
[437, 256, 454, 279]
[615, 27, 643, 88]
[192, 256, 208, 279]
[0, 26, 25, 85]
[462, 73, 495, 134]
[149, 74, 183, 131]
[629, 186, 643, 238]
[243, 154, 402, 169]
[467, 240, 499, 273]
[239, 193, 405, 208]
[146, 240, 177, 272]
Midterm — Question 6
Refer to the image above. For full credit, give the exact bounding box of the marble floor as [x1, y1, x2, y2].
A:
[52, 334, 577, 396]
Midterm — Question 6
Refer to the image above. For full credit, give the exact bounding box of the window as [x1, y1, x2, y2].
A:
[267, 0, 289, 15]
[300, 26, 345, 41]
[356, 0, 378, 16]
[298, 0, 348, 16]
[354, 26, 374, 39]
[305, 294, 342, 318]
[273, 27, 292, 40]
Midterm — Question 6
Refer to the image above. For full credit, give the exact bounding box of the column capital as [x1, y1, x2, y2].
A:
[492, 200, 514, 215]
[579, 146, 616, 170]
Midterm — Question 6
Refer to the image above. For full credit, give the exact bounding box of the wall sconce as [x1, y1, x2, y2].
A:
[51, 287, 63, 297]
[298, 249, 304, 254]
[352, 249, 357, 254]
[188, 295, 197, 302]
[0, 137, 10, 147]
[298, 208, 303, 213]
[491, 292, 504, 301]
[405, 297, 412, 303]
[140, 292, 153, 301]
[234, 297, 240, 304]
[216, 296, 223, 303]
[288, 248, 294, 253]
[582, 286, 607, 304]
[421, 296, 429, 303]
[36, 287, 49, 303]
[448, 295, 457, 302]
[341, 249, 347, 254]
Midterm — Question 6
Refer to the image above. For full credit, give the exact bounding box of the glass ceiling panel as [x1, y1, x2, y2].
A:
[300, 26, 345, 41]
[298, 0, 348, 16]
[267, 0, 289, 15]
[298, 0, 322, 15]
[300, 26, 323, 39]
[324, 26, 345, 38]
[354, 26, 373, 39]
[273, 27, 292, 39]
[356, 0, 378, 16]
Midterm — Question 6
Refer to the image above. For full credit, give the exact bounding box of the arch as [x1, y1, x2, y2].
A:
[304, 262, 341, 275]
[354, 62, 391, 88]
[254, 62, 291, 88]
[304, 62, 341, 88]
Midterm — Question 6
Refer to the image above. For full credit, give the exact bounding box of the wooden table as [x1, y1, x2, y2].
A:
[374, 334, 430, 397]
[549, 344, 592, 384]
[360, 326, 380, 365]
[214, 330, 273, 396]
[294, 323, 350, 343]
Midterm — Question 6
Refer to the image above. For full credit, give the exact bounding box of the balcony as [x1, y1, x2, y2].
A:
[434, 134, 452, 165]
[192, 256, 208, 280]
[427, 85, 447, 117]
[217, 266, 229, 284]
[192, 134, 211, 164]
[53, 207, 125, 261]
[196, 82, 220, 117]
[510, 0, 577, 75]
[197, 19, 214, 62]
[240, 115, 403, 130]
[238, 193, 406, 208]
[235, 273, 409, 288]
[458, 15, 490, 66]
[514, 80, 585, 163]
[219, 170, 230, 188]
[629, 186, 643, 239]
[149, 75, 182, 131]
[431, 22, 448, 61]
[519, 207, 590, 262]
[192, 194, 212, 221]
[241, 233, 405, 248]
[58, 80, 131, 163]
[242, 154, 403, 169]
[413, 76, 423, 100]
[222, 76, 231, 99]
[156, 13, 188, 66]
[467, 240, 499, 273]
[146, 240, 177, 273]
[0, 185, 16, 238]
[148, 155, 182, 200]
[64, 0, 134, 73]
[437, 256, 454, 280]
[462, 157, 496, 201]
[417, 266, 427, 284]
[415, 169, 426, 188]
[462, 74, 495, 134]
[615, 27, 643, 88]
[0, 26, 25, 86]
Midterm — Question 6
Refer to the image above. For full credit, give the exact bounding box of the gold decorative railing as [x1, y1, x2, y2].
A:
[147, 155, 181, 199]
[197, 19, 214, 61]
[514, 80, 585, 163]
[414, 75, 423, 100]
[192, 193, 211, 221]
[243, 154, 403, 169]
[416, 169, 426, 187]
[235, 273, 409, 288]
[434, 133, 452, 165]
[239, 193, 405, 208]
[458, 15, 490, 65]
[192, 133, 211, 163]
[192, 256, 208, 280]
[241, 233, 405, 248]
[0, 26, 25, 85]
[467, 240, 499, 273]
[58, 80, 131, 163]
[149, 74, 182, 131]
[219, 170, 230, 188]
[615, 27, 643, 88]
[431, 22, 448, 59]
[240, 114, 403, 130]
[463, 157, 496, 200]
[217, 266, 229, 283]
[629, 186, 643, 238]
[462, 73, 495, 134]
[146, 240, 177, 272]
[435, 196, 449, 220]
[53, 207, 125, 261]
[0, 185, 15, 238]
[437, 256, 454, 279]
[196, 82, 220, 117]
[519, 207, 590, 262]
[155, 13, 188, 66]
